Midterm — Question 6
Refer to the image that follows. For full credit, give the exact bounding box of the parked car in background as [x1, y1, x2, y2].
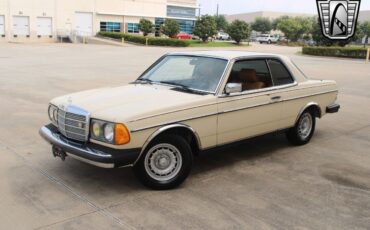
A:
[216, 32, 230, 40]
[278, 36, 289, 43]
[249, 36, 258, 42]
[256, 34, 279, 44]
[191, 35, 200, 40]
[304, 39, 317, 46]
[176, 33, 192, 40]
[40, 51, 340, 190]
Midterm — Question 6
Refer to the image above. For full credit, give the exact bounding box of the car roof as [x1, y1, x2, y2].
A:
[168, 51, 286, 61]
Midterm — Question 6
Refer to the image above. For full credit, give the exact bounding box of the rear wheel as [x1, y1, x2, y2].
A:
[133, 134, 193, 190]
[268, 40, 271, 44]
[286, 110, 316, 145]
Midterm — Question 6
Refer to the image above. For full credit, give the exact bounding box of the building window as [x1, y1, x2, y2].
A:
[177, 19, 194, 34]
[167, 6, 196, 18]
[0, 15, 5, 35]
[155, 18, 194, 36]
[155, 18, 165, 37]
[127, 23, 139, 33]
[100, 22, 121, 32]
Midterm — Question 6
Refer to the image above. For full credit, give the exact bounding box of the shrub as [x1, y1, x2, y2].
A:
[302, 46, 368, 59]
[161, 19, 180, 38]
[98, 32, 190, 47]
[227, 20, 251, 44]
[138, 19, 154, 36]
[276, 16, 313, 42]
[193, 15, 217, 42]
[251, 17, 272, 33]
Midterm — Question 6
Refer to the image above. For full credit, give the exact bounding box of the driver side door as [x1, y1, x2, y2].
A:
[217, 59, 283, 145]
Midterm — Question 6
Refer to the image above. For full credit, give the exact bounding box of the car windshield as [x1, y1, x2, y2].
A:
[138, 55, 228, 93]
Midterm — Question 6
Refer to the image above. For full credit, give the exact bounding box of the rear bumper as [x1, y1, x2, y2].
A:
[326, 104, 340, 114]
[39, 124, 141, 168]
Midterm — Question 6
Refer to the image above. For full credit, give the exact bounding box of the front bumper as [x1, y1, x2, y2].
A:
[326, 103, 340, 114]
[39, 124, 141, 168]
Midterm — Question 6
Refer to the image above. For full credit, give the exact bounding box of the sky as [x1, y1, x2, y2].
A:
[198, 0, 370, 15]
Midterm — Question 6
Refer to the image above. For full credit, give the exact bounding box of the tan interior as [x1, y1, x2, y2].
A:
[237, 69, 266, 91]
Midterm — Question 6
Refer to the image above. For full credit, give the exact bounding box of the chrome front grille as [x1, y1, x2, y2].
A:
[57, 105, 89, 142]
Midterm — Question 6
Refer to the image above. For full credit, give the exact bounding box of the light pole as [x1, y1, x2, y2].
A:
[198, 4, 201, 18]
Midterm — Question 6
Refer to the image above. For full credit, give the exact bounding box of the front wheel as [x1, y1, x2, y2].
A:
[133, 135, 193, 190]
[286, 110, 316, 146]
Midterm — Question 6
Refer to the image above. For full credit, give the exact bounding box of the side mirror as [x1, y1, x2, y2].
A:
[225, 83, 242, 95]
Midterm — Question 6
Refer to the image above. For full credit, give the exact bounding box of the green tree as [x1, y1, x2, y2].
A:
[193, 15, 218, 42]
[138, 19, 154, 36]
[227, 20, 251, 44]
[214, 15, 229, 31]
[251, 17, 272, 33]
[311, 17, 352, 46]
[272, 16, 289, 30]
[277, 16, 313, 42]
[161, 19, 180, 38]
[358, 21, 370, 46]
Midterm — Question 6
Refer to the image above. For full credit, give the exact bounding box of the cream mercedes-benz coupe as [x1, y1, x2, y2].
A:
[40, 51, 340, 189]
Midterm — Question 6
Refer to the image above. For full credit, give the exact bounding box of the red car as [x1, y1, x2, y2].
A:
[175, 33, 192, 40]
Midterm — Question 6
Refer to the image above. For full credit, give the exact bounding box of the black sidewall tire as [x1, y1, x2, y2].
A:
[133, 134, 193, 190]
[286, 110, 316, 146]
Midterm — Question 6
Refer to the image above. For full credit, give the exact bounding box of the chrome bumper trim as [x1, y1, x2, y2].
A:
[39, 126, 115, 168]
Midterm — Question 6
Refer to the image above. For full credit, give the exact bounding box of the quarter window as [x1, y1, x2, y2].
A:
[267, 59, 294, 86]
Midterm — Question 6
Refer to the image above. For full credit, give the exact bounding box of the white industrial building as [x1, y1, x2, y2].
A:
[225, 10, 370, 23]
[0, 0, 197, 43]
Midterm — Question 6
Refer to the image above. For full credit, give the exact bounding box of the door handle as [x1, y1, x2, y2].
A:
[271, 96, 281, 101]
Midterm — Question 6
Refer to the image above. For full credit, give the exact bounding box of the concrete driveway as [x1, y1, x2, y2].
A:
[0, 43, 369, 229]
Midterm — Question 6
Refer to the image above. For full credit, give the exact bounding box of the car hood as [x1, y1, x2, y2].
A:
[51, 84, 215, 123]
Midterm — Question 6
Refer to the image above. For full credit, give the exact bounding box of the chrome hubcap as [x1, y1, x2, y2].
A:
[298, 113, 313, 140]
[144, 144, 182, 181]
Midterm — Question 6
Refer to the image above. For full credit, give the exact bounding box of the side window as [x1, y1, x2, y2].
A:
[267, 59, 294, 86]
[227, 60, 273, 91]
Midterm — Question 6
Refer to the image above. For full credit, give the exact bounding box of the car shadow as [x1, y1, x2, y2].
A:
[192, 132, 291, 175]
[53, 131, 293, 194]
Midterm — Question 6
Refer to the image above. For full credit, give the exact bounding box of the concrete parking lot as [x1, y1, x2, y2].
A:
[0, 42, 369, 230]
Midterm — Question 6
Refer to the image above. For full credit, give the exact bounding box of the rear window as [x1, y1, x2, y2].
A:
[267, 59, 294, 86]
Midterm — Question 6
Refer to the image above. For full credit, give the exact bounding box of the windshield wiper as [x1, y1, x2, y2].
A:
[133, 78, 153, 84]
[159, 81, 208, 95]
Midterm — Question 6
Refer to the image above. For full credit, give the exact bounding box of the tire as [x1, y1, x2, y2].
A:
[133, 134, 193, 190]
[259, 41, 263, 44]
[286, 110, 316, 146]
[268, 40, 271, 44]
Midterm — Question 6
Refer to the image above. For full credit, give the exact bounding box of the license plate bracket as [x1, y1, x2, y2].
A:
[52, 145, 67, 161]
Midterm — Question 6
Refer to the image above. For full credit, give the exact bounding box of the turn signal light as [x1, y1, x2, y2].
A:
[115, 124, 130, 145]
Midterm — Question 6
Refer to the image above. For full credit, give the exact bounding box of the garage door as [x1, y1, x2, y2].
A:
[13, 16, 29, 36]
[0, 16, 4, 35]
[37, 17, 52, 36]
[75, 12, 93, 36]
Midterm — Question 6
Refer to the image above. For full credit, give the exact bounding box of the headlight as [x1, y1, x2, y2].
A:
[91, 121, 101, 137]
[90, 119, 130, 145]
[103, 123, 114, 142]
[48, 104, 58, 126]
